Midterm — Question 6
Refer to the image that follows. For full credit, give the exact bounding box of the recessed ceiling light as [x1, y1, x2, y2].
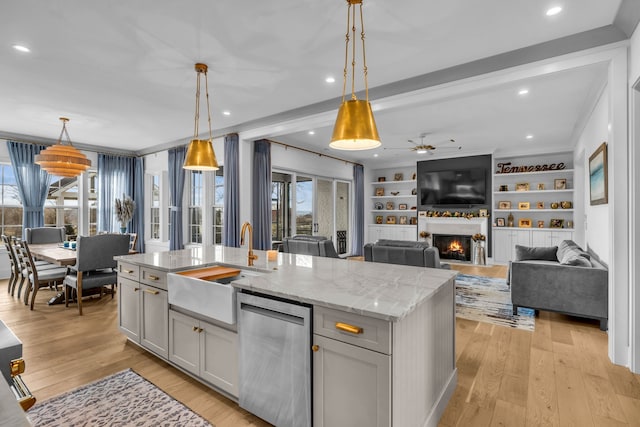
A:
[546, 6, 562, 16]
[222, 111, 231, 116]
[373, 153, 379, 157]
[416, 149, 428, 154]
[518, 89, 529, 95]
[12, 44, 30, 53]
[325, 76, 335, 83]
[308, 130, 315, 135]
[526, 134, 533, 139]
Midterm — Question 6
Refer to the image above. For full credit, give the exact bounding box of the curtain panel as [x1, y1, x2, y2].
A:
[168, 146, 186, 250]
[97, 153, 137, 234]
[351, 164, 364, 256]
[223, 133, 240, 247]
[131, 156, 145, 253]
[251, 140, 271, 250]
[6, 141, 51, 236]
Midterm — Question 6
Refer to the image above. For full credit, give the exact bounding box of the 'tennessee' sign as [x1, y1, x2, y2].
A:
[496, 162, 566, 174]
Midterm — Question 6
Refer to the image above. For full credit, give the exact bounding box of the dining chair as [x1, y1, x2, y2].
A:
[12, 238, 61, 301]
[128, 233, 138, 252]
[2, 235, 19, 295]
[24, 227, 65, 244]
[18, 241, 67, 310]
[63, 234, 130, 315]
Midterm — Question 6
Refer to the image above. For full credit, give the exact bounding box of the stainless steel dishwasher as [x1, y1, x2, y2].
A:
[237, 292, 311, 427]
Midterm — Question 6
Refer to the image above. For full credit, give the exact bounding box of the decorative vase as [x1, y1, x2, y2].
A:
[120, 226, 127, 234]
[507, 212, 514, 227]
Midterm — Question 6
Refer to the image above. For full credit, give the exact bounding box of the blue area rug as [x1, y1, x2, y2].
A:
[456, 273, 535, 331]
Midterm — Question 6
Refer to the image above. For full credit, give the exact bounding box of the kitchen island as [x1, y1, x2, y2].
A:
[116, 245, 457, 427]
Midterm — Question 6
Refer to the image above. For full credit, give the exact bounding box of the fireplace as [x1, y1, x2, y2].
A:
[433, 234, 472, 262]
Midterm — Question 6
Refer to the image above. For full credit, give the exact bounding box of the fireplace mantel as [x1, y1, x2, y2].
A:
[418, 216, 488, 238]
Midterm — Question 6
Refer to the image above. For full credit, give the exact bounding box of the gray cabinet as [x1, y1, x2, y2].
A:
[140, 284, 168, 358]
[530, 229, 574, 247]
[169, 310, 238, 397]
[313, 306, 391, 427]
[117, 276, 140, 342]
[493, 228, 531, 263]
[117, 262, 168, 359]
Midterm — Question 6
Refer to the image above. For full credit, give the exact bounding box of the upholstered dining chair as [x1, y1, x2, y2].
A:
[13, 238, 62, 302]
[18, 241, 67, 310]
[24, 227, 65, 244]
[128, 233, 138, 252]
[63, 234, 130, 315]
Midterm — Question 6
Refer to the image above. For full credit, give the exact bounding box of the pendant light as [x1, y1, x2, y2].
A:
[34, 117, 91, 177]
[330, 0, 381, 150]
[184, 63, 219, 170]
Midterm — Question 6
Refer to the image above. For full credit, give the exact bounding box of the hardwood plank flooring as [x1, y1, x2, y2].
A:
[0, 263, 638, 427]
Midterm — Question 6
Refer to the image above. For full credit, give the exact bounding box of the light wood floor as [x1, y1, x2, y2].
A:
[1, 265, 639, 427]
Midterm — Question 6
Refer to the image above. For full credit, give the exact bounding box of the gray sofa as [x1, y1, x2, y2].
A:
[363, 239, 450, 269]
[510, 240, 608, 330]
[281, 235, 340, 258]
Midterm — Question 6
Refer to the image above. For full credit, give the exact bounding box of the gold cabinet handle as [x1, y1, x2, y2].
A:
[311, 345, 319, 352]
[192, 326, 198, 332]
[198, 327, 203, 333]
[134, 287, 140, 292]
[123, 269, 134, 274]
[10, 359, 25, 376]
[143, 289, 159, 295]
[335, 322, 363, 335]
[147, 275, 160, 281]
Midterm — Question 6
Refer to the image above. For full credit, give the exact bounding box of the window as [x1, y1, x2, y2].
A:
[0, 164, 22, 237]
[188, 171, 203, 244]
[45, 176, 79, 236]
[87, 172, 97, 235]
[212, 167, 224, 244]
[150, 175, 160, 239]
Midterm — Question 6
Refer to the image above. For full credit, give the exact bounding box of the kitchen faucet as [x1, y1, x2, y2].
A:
[240, 221, 258, 266]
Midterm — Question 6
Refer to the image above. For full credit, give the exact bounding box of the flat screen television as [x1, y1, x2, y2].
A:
[420, 168, 486, 206]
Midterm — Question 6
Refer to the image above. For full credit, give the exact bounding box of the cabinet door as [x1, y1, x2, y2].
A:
[511, 229, 531, 259]
[140, 285, 169, 358]
[168, 310, 199, 375]
[550, 230, 573, 247]
[530, 231, 552, 247]
[313, 334, 390, 427]
[200, 320, 239, 397]
[118, 276, 140, 342]
[492, 229, 512, 263]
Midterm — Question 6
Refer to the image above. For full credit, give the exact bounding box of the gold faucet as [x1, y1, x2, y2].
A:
[240, 222, 258, 266]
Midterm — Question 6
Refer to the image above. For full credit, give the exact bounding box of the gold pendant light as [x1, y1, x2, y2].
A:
[184, 63, 219, 170]
[34, 117, 91, 177]
[330, 0, 381, 151]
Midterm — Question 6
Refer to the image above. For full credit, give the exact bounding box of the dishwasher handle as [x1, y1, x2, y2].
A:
[240, 302, 305, 326]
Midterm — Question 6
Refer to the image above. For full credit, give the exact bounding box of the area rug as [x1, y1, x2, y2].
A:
[456, 273, 535, 331]
[27, 369, 213, 426]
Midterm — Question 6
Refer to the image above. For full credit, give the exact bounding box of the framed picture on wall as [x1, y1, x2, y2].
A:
[386, 216, 396, 224]
[399, 216, 408, 225]
[498, 201, 511, 209]
[496, 218, 505, 227]
[375, 187, 385, 196]
[554, 178, 567, 190]
[589, 142, 608, 205]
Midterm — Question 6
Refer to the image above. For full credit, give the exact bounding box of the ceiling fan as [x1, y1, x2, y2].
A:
[406, 133, 461, 155]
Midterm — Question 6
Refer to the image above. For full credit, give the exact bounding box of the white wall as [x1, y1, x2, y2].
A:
[574, 86, 610, 262]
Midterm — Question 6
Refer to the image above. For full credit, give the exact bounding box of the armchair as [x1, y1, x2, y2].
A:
[24, 227, 65, 244]
[63, 234, 130, 315]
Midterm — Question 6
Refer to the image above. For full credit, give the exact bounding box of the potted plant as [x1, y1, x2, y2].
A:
[64, 224, 76, 240]
[115, 195, 135, 234]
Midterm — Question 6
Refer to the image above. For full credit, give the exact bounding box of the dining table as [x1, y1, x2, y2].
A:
[28, 243, 77, 305]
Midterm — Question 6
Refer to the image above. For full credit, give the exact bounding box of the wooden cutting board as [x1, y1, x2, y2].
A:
[175, 266, 241, 282]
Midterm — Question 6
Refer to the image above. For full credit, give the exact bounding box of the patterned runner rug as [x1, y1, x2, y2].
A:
[456, 273, 535, 331]
[27, 369, 213, 426]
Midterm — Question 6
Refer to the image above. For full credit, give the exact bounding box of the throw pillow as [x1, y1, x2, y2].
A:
[559, 253, 592, 267]
[557, 240, 590, 261]
[515, 245, 558, 261]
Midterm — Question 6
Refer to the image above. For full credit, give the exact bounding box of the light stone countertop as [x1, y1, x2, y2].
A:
[115, 246, 457, 322]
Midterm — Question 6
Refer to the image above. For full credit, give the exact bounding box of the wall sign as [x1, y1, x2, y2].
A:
[495, 162, 566, 174]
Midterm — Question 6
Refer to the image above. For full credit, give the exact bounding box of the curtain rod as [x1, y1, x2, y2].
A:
[268, 139, 362, 167]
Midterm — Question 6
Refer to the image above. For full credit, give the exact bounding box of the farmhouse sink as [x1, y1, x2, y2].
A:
[167, 265, 262, 325]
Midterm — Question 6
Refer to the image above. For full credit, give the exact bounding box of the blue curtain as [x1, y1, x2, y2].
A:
[6, 141, 51, 235]
[223, 133, 240, 247]
[168, 146, 187, 250]
[351, 164, 364, 256]
[131, 157, 145, 253]
[97, 154, 136, 233]
[252, 140, 271, 250]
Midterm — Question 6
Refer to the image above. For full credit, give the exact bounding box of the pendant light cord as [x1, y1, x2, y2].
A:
[193, 70, 201, 139]
[204, 69, 213, 141]
[57, 118, 73, 146]
[342, 1, 369, 102]
[193, 66, 213, 141]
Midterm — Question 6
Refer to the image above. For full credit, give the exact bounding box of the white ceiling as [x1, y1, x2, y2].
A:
[0, 0, 635, 168]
